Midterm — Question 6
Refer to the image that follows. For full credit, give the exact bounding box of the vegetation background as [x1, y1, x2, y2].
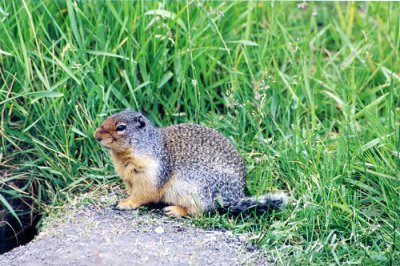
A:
[0, 0, 399, 264]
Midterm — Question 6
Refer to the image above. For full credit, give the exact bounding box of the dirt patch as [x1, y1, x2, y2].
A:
[0, 201, 270, 265]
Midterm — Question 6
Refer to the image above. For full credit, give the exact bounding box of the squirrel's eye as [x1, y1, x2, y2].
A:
[116, 125, 126, 132]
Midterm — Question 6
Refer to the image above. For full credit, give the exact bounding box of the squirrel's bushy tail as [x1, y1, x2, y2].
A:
[218, 192, 289, 215]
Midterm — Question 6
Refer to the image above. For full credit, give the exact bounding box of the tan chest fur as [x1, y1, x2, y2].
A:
[110, 150, 161, 201]
[109, 150, 204, 214]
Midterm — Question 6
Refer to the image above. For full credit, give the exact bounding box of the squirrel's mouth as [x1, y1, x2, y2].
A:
[97, 138, 113, 149]
[99, 140, 112, 149]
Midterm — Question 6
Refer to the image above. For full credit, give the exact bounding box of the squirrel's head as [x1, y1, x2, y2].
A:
[94, 110, 156, 153]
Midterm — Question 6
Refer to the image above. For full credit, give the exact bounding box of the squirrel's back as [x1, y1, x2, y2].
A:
[161, 124, 246, 183]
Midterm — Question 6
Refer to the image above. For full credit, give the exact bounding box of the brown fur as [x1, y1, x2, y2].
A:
[111, 150, 161, 209]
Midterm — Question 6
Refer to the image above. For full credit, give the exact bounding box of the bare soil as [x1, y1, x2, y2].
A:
[0, 200, 270, 266]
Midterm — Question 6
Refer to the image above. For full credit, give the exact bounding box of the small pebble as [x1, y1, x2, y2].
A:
[154, 226, 164, 234]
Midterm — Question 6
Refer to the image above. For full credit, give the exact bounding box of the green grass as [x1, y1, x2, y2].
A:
[1, 0, 399, 264]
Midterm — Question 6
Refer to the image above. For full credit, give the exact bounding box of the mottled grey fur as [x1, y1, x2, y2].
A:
[108, 110, 287, 214]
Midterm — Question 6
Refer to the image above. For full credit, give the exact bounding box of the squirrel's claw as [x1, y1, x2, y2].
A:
[163, 206, 188, 217]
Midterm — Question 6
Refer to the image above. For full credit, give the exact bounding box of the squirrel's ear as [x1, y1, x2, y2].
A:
[134, 115, 146, 129]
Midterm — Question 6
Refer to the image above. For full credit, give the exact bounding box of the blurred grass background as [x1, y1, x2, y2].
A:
[0, 0, 399, 264]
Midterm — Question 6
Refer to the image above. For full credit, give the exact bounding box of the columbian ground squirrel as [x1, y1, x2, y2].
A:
[94, 110, 288, 217]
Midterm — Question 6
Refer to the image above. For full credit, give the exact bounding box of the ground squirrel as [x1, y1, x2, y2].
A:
[94, 110, 288, 217]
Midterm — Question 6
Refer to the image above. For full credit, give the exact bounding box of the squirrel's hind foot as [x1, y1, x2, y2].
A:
[163, 206, 188, 217]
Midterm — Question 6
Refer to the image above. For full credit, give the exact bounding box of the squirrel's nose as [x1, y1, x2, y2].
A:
[94, 128, 103, 141]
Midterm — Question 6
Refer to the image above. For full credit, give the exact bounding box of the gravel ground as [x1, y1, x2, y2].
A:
[0, 203, 270, 266]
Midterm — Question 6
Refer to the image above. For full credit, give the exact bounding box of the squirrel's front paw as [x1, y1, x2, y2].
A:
[115, 198, 140, 210]
[163, 206, 188, 217]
